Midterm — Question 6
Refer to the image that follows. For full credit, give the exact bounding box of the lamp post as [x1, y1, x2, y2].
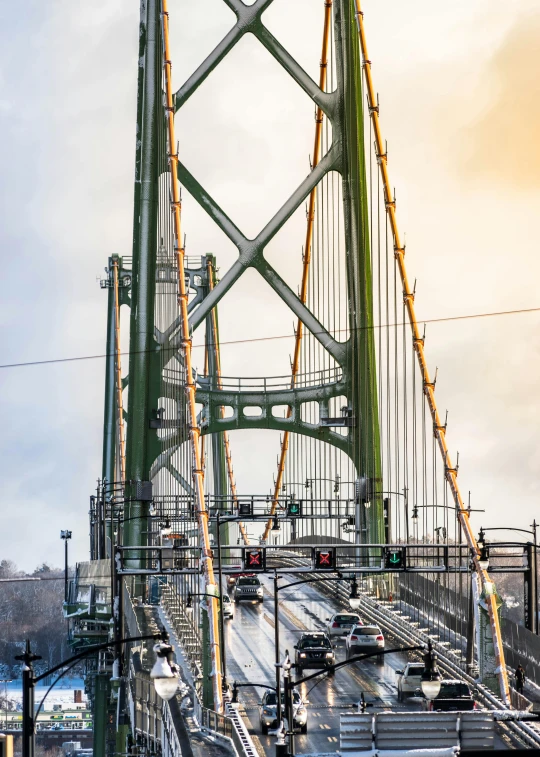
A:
[478, 524, 538, 634]
[15, 630, 177, 757]
[60, 531, 72, 603]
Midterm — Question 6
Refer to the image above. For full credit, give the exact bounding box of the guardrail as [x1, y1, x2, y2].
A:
[341, 711, 495, 752]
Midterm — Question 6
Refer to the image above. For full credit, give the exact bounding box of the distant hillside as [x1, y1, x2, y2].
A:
[0, 560, 72, 679]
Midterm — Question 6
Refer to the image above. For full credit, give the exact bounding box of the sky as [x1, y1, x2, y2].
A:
[1, 0, 540, 570]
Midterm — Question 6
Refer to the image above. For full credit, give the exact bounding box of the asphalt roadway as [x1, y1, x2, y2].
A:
[221, 574, 510, 755]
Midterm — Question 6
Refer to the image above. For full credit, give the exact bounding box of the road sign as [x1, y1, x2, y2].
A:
[313, 548, 336, 571]
[243, 548, 266, 571]
[383, 546, 406, 570]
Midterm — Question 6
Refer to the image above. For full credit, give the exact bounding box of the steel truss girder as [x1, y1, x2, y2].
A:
[169, 0, 373, 447]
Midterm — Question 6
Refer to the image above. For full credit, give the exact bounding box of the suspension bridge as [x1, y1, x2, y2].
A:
[63, 2, 540, 756]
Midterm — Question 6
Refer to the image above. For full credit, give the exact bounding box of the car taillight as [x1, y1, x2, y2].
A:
[376, 635, 384, 641]
[350, 636, 358, 641]
[473, 702, 478, 710]
[332, 622, 339, 628]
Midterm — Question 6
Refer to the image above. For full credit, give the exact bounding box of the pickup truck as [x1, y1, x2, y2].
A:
[421, 679, 476, 712]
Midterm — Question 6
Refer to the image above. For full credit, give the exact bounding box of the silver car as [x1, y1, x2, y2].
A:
[345, 625, 385, 660]
[326, 612, 361, 637]
[259, 688, 307, 735]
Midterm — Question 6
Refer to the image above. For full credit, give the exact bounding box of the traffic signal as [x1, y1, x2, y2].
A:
[238, 501, 253, 516]
[383, 546, 406, 570]
[287, 500, 302, 517]
[243, 548, 266, 571]
[313, 548, 336, 571]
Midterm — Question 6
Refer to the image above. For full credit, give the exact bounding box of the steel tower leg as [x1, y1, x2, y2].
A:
[124, 0, 160, 563]
[93, 673, 110, 757]
[335, 0, 383, 542]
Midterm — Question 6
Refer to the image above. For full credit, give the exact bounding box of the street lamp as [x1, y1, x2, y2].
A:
[151, 639, 181, 700]
[476, 530, 490, 571]
[348, 577, 361, 610]
[16, 629, 177, 757]
[60, 531, 72, 603]
[420, 641, 442, 700]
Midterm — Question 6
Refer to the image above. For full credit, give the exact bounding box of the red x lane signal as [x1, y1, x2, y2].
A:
[243, 548, 266, 571]
[314, 548, 336, 570]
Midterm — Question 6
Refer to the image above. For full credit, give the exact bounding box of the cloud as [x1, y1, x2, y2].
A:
[455, 10, 540, 187]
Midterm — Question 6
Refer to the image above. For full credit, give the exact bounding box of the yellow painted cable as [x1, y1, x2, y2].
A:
[206, 260, 250, 546]
[161, 0, 223, 712]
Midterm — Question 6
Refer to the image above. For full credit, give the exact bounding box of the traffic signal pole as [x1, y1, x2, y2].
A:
[274, 573, 282, 730]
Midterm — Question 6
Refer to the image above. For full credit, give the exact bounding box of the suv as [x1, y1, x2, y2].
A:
[396, 662, 425, 701]
[259, 688, 307, 735]
[232, 576, 264, 603]
[294, 632, 335, 675]
[345, 625, 384, 660]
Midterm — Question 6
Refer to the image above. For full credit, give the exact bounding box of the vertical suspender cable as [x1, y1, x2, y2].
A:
[263, 0, 333, 543]
[354, 0, 509, 703]
[161, 0, 223, 711]
[112, 260, 126, 484]
[207, 259, 249, 546]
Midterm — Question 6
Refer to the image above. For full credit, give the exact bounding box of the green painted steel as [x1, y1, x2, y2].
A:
[101, 258, 116, 495]
[124, 0, 161, 554]
[336, 0, 383, 542]
[92, 673, 110, 757]
[189, 1, 384, 543]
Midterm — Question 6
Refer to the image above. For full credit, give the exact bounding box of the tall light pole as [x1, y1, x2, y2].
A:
[60, 531, 72, 603]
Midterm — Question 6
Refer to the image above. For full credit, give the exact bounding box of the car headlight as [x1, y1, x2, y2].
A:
[299, 653, 306, 658]
[326, 652, 334, 658]
[262, 708, 273, 716]
[297, 707, 307, 716]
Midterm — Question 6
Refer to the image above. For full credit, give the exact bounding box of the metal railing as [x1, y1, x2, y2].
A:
[197, 365, 342, 392]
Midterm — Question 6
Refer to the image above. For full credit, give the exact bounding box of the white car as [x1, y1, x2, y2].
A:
[345, 625, 385, 659]
[395, 662, 425, 701]
[326, 612, 361, 637]
[222, 594, 234, 619]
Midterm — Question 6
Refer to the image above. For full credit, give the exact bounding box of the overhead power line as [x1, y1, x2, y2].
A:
[1, 304, 540, 372]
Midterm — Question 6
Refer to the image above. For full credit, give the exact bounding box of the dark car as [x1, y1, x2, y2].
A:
[294, 632, 335, 675]
[232, 575, 264, 603]
[422, 679, 476, 712]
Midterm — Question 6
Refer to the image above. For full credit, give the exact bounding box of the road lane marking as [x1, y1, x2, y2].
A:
[328, 736, 338, 742]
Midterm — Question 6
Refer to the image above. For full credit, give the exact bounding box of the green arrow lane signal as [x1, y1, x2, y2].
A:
[383, 546, 405, 570]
